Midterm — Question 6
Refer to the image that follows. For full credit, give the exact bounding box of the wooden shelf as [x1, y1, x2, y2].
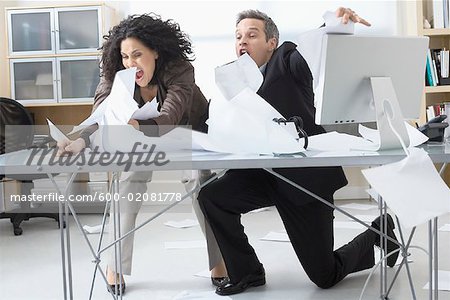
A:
[422, 28, 450, 36]
[425, 85, 450, 93]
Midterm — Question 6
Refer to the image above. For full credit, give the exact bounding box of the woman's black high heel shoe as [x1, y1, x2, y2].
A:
[211, 276, 229, 287]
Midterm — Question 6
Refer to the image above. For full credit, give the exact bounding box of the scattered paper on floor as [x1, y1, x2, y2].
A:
[423, 270, 450, 291]
[164, 219, 199, 229]
[334, 221, 366, 230]
[338, 203, 378, 211]
[173, 290, 231, 300]
[260, 231, 290, 242]
[439, 224, 450, 232]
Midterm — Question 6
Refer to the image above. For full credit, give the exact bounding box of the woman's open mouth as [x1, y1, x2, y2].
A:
[135, 69, 144, 81]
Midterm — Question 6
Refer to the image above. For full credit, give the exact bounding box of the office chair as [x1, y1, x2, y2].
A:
[0, 97, 61, 235]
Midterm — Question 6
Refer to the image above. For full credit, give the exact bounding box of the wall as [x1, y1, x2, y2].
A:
[124, 0, 400, 100]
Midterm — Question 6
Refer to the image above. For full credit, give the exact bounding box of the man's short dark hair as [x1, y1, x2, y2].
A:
[236, 10, 279, 46]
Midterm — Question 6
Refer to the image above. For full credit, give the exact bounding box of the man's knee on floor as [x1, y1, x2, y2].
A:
[310, 274, 337, 289]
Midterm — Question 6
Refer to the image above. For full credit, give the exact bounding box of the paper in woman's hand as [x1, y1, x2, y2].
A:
[131, 98, 160, 120]
[69, 68, 138, 134]
[47, 118, 68, 143]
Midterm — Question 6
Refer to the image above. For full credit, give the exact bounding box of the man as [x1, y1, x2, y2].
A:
[198, 8, 399, 296]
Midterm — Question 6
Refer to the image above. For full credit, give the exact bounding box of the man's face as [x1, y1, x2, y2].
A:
[235, 18, 277, 67]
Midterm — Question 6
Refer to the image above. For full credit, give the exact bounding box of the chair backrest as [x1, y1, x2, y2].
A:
[0, 97, 34, 155]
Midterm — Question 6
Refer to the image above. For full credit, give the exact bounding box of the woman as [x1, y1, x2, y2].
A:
[57, 13, 227, 295]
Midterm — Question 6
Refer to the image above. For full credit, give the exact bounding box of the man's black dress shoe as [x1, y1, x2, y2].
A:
[211, 276, 230, 287]
[215, 266, 265, 296]
[372, 214, 400, 268]
[107, 282, 126, 295]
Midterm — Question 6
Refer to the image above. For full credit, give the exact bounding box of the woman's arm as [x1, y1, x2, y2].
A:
[136, 61, 195, 136]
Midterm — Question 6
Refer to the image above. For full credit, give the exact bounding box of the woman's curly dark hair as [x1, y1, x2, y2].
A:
[100, 13, 194, 84]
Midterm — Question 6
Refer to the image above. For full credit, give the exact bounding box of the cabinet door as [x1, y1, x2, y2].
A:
[7, 9, 55, 56]
[10, 58, 57, 104]
[57, 56, 100, 103]
[55, 7, 102, 53]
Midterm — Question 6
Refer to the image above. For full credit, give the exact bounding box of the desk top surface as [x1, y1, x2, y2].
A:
[1, 143, 449, 175]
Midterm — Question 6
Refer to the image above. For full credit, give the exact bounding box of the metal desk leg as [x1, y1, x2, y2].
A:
[434, 217, 438, 300]
[429, 220, 434, 300]
[51, 172, 77, 300]
[378, 195, 387, 299]
[58, 199, 67, 300]
[111, 172, 123, 300]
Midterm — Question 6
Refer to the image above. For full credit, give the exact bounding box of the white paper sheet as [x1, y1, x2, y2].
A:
[83, 224, 107, 234]
[164, 240, 206, 249]
[297, 11, 355, 90]
[338, 203, 378, 211]
[333, 221, 365, 230]
[173, 290, 232, 300]
[439, 224, 450, 232]
[214, 53, 263, 100]
[247, 207, 272, 214]
[69, 68, 138, 134]
[198, 52, 306, 155]
[47, 118, 68, 143]
[260, 231, 290, 242]
[366, 188, 380, 201]
[164, 219, 199, 229]
[423, 270, 450, 291]
[203, 89, 304, 154]
[101, 124, 190, 153]
[193, 269, 210, 278]
[362, 148, 450, 228]
[308, 131, 377, 152]
[348, 214, 377, 223]
[358, 122, 429, 148]
[131, 98, 160, 120]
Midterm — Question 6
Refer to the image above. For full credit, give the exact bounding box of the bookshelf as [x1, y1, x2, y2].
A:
[417, 1, 450, 124]
[417, 0, 450, 186]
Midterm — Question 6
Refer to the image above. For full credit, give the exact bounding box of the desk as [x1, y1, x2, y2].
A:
[1, 143, 449, 300]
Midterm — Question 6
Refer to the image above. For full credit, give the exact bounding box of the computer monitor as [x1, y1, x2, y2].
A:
[314, 34, 429, 150]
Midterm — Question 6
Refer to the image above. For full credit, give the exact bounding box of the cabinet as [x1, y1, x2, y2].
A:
[10, 56, 100, 105]
[416, 0, 450, 124]
[6, 4, 113, 109]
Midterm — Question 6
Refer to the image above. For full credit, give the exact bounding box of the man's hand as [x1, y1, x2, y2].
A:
[57, 138, 86, 156]
[336, 7, 371, 27]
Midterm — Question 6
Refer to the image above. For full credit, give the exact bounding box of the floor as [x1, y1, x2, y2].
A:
[0, 200, 449, 300]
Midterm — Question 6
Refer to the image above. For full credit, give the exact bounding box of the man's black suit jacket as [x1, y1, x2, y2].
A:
[257, 41, 348, 205]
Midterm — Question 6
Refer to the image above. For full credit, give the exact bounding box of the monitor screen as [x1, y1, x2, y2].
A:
[314, 34, 429, 125]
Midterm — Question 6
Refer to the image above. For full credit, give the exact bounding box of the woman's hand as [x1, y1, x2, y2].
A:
[128, 119, 140, 130]
[336, 7, 371, 27]
[57, 138, 86, 156]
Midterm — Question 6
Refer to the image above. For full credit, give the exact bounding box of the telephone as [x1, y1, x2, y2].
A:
[273, 116, 308, 149]
[418, 114, 448, 143]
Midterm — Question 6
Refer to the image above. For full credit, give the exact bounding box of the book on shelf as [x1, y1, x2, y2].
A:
[431, 0, 449, 28]
[425, 48, 450, 86]
[426, 102, 449, 121]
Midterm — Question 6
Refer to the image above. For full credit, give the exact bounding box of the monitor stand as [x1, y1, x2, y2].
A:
[370, 77, 410, 151]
